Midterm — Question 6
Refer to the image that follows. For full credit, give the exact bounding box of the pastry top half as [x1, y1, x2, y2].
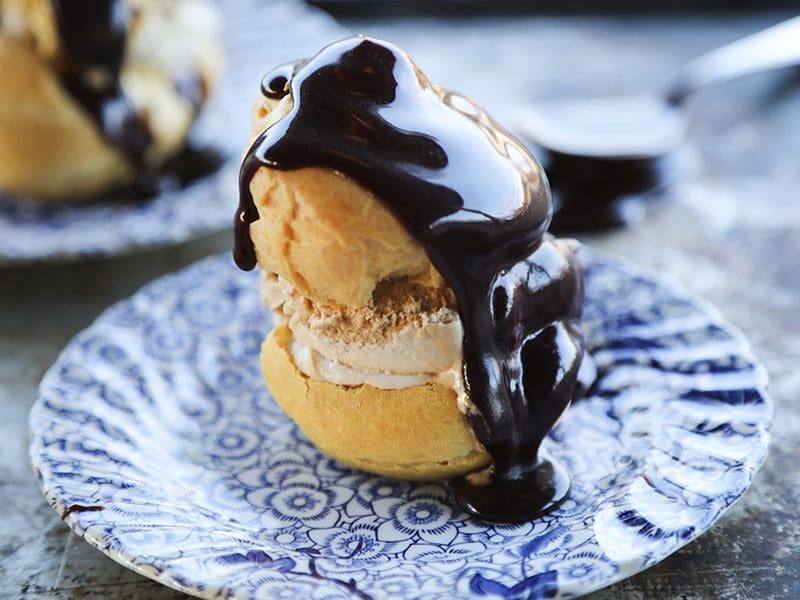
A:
[0, 0, 223, 199]
[248, 92, 443, 310]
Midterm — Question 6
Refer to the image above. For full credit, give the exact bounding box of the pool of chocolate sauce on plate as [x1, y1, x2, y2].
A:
[49, 0, 220, 193]
[234, 37, 584, 522]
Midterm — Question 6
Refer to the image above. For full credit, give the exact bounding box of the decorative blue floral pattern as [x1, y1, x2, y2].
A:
[0, 0, 343, 264]
[29, 250, 773, 599]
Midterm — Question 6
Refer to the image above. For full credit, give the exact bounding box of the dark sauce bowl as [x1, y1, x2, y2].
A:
[515, 95, 687, 233]
[541, 146, 684, 234]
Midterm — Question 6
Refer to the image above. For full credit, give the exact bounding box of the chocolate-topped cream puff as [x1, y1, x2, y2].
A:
[0, 0, 222, 200]
[235, 36, 585, 522]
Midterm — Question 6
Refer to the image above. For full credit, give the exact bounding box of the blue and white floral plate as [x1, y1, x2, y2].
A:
[29, 250, 772, 599]
[0, 0, 342, 265]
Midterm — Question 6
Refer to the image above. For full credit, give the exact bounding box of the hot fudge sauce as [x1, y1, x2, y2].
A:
[234, 37, 584, 522]
[260, 60, 304, 100]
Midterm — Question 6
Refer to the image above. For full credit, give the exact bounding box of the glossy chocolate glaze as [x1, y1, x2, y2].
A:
[234, 37, 584, 522]
[51, 0, 152, 164]
[260, 60, 304, 100]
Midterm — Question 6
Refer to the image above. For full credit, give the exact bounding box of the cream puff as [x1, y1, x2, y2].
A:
[235, 36, 585, 522]
[0, 0, 222, 200]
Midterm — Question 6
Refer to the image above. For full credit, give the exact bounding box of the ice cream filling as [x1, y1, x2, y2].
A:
[263, 272, 471, 410]
[288, 335, 469, 411]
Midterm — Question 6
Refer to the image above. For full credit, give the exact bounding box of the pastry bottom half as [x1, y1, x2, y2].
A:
[261, 324, 489, 480]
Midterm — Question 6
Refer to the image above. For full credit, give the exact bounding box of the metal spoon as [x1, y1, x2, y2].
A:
[515, 15, 800, 233]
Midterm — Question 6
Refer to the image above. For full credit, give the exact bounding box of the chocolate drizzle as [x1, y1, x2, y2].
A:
[51, 0, 152, 165]
[61, 504, 104, 520]
[235, 37, 584, 522]
[260, 60, 304, 100]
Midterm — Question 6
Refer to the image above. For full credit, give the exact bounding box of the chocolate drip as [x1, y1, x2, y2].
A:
[235, 37, 584, 522]
[260, 60, 304, 100]
[51, 0, 152, 164]
[61, 504, 104, 520]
